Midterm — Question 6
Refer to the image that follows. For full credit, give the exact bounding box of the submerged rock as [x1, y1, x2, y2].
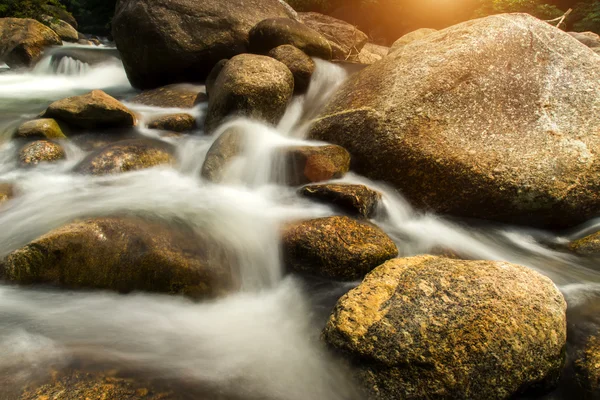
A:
[309, 14, 600, 228]
[0, 217, 236, 298]
[0, 18, 62, 68]
[44, 90, 136, 130]
[575, 334, 600, 399]
[569, 232, 600, 256]
[249, 18, 332, 59]
[130, 84, 206, 108]
[299, 12, 368, 61]
[298, 183, 381, 218]
[275, 145, 350, 186]
[147, 113, 196, 132]
[74, 139, 175, 175]
[204, 54, 294, 132]
[323, 255, 567, 399]
[282, 216, 397, 280]
[388, 28, 437, 54]
[18, 140, 66, 167]
[268, 45, 315, 93]
[201, 127, 245, 183]
[0, 183, 14, 205]
[112, 0, 295, 89]
[14, 118, 66, 140]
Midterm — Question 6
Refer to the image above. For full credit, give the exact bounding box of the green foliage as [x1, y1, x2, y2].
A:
[474, 0, 563, 19]
[0, 0, 63, 20]
[571, 1, 600, 33]
[59, 0, 117, 35]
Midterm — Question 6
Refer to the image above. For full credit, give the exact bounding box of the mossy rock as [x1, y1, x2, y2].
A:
[575, 334, 600, 399]
[569, 232, 600, 256]
[0, 18, 61, 68]
[18, 140, 66, 167]
[14, 118, 67, 140]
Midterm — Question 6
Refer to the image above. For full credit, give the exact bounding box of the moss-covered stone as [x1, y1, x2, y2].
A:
[130, 84, 206, 108]
[569, 232, 600, 256]
[147, 113, 195, 132]
[281, 215, 397, 280]
[74, 139, 175, 175]
[323, 255, 567, 399]
[276, 144, 350, 186]
[18, 140, 66, 167]
[14, 118, 67, 140]
[268, 45, 315, 93]
[0, 217, 237, 298]
[575, 334, 600, 399]
[298, 183, 381, 218]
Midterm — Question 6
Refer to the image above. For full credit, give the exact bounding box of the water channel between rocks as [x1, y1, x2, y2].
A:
[0, 43, 599, 400]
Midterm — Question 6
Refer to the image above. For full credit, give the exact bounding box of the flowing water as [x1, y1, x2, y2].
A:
[0, 44, 599, 400]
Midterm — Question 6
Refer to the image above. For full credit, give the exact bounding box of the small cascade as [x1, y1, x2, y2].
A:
[48, 55, 91, 76]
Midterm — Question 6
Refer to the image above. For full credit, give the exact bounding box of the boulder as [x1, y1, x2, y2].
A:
[201, 127, 245, 182]
[568, 31, 600, 49]
[18, 140, 66, 167]
[44, 90, 136, 130]
[309, 14, 600, 228]
[575, 334, 600, 399]
[356, 42, 388, 64]
[112, 0, 296, 89]
[323, 255, 567, 399]
[0, 217, 236, 298]
[204, 54, 294, 132]
[0, 183, 13, 206]
[299, 12, 368, 60]
[43, 16, 78, 42]
[388, 27, 437, 54]
[44, 5, 78, 30]
[569, 232, 600, 256]
[281, 216, 398, 280]
[275, 144, 350, 186]
[147, 113, 195, 132]
[74, 139, 175, 175]
[77, 38, 92, 45]
[0, 18, 61, 68]
[129, 84, 206, 108]
[298, 183, 381, 218]
[268, 45, 315, 93]
[89, 38, 101, 46]
[14, 118, 66, 140]
[249, 18, 332, 59]
[205, 59, 228, 97]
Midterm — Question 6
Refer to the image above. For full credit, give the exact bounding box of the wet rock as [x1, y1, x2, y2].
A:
[323, 255, 567, 399]
[130, 84, 206, 109]
[569, 232, 600, 256]
[356, 42, 388, 64]
[298, 183, 381, 218]
[389, 27, 437, 54]
[201, 127, 245, 183]
[268, 45, 315, 93]
[206, 59, 228, 97]
[0, 18, 62, 68]
[90, 38, 101, 46]
[249, 18, 332, 59]
[147, 113, 196, 132]
[309, 14, 600, 228]
[44, 5, 78, 30]
[568, 31, 600, 49]
[112, 0, 296, 89]
[204, 54, 294, 132]
[18, 140, 66, 167]
[276, 145, 350, 186]
[14, 118, 67, 140]
[77, 38, 92, 45]
[74, 139, 175, 175]
[282, 216, 398, 280]
[50, 47, 121, 66]
[0, 183, 14, 205]
[0, 217, 236, 298]
[575, 334, 600, 399]
[299, 12, 368, 61]
[44, 90, 136, 130]
[43, 16, 78, 42]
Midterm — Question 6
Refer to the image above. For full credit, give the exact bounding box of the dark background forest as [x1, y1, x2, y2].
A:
[0, 0, 598, 42]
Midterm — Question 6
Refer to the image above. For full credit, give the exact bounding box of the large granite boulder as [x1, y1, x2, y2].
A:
[44, 90, 136, 130]
[282, 216, 398, 280]
[356, 42, 388, 64]
[388, 27, 437, 54]
[204, 54, 294, 132]
[299, 12, 368, 61]
[0, 217, 235, 298]
[309, 14, 600, 228]
[0, 18, 61, 68]
[112, 0, 296, 89]
[323, 255, 567, 399]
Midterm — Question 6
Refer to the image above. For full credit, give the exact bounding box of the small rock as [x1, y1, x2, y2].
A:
[74, 139, 175, 175]
[0, 183, 14, 205]
[298, 183, 381, 218]
[569, 232, 600, 256]
[44, 90, 136, 130]
[575, 334, 600, 398]
[18, 140, 66, 167]
[268, 45, 315, 93]
[129, 84, 206, 108]
[147, 113, 196, 132]
[282, 216, 397, 280]
[356, 42, 388, 64]
[275, 145, 350, 186]
[323, 255, 567, 399]
[249, 18, 332, 59]
[201, 127, 245, 182]
[388, 27, 437, 54]
[14, 118, 66, 140]
[206, 59, 228, 97]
